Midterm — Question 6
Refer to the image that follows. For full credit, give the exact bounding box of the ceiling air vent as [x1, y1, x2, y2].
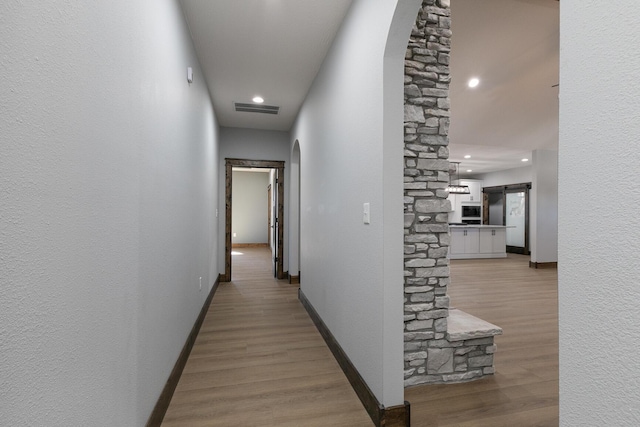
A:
[234, 102, 280, 115]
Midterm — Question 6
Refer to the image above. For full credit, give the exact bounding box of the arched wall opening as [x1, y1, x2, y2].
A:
[289, 0, 423, 418]
[288, 140, 301, 283]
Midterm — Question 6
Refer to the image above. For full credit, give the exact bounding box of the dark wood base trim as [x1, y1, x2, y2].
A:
[506, 246, 529, 255]
[146, 275, 221, 427]
[381, 402, 411, 427]
[288, 274, 300, 285]
[298, 289, 410, 427]
[529, 261, 558, 269]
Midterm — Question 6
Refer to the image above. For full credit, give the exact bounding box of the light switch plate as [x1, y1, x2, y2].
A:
[363, 203, 370, 224]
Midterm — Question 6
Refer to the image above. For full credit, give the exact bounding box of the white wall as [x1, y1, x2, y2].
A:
[475, 160, 560, 263]
[559, 2, 640, 426]
[289, 141, 301, 276]
[290, 0, 421, 407]
[218, 127, 290, 272]
[474, 166, 533, 248]
[232, 171, 270, 244]
[474, 165, 532, 188]
[530, 149, 558, 263]
[0, 1, 219, 425]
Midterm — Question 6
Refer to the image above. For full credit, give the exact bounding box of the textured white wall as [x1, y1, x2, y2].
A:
[559, 1, 640, 425]
[218, 127, 290, 273]
[530, 149, 558, 263]
[290, 0, 420, 407]
[232, 171, 270, 244]
[0, 1, 219, 425]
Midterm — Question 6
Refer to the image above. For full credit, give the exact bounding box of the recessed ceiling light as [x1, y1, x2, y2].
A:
[522, 158, 529, 162]
[252, 96, 264, 104]
[464, 155, 471, 159]
[468, 78, 480, 88]
[466, 169, 473, 173]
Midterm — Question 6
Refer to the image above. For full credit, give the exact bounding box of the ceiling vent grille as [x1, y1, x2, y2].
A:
[234, 102, 280, 115]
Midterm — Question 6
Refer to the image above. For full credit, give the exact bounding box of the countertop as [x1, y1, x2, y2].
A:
[449, 224, 512, 228]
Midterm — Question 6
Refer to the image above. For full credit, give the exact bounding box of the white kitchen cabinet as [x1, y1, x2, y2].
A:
[458, 179, 482, 203]
[450, 228, 479, 255]
[450, 226, 508, 259]
[479, 228, 506, 254]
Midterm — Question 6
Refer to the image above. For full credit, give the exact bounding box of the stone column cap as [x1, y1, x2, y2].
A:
[447, 308, 503, 341]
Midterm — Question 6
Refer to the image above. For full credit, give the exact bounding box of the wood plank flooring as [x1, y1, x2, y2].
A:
[162, 250, 558, 426]
[161, 247, 373, 426]
[406, 254, 559, 427]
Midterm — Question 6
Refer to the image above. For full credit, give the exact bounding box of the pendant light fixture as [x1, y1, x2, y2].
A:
[447, 162, 470, 194]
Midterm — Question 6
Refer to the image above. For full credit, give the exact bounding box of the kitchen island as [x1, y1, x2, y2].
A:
[449, 225, 509, 259]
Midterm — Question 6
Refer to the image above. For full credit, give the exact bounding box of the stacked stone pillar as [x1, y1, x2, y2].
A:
[403, 0, 497, 386]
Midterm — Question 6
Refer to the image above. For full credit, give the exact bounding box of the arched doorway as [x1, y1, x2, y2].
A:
[289, 140, 301, 284]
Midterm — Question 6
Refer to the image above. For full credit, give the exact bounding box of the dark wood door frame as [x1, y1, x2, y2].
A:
[267, 184, 272, 248]
[224, 158, 285, 282]
[483, 183, 531, 255]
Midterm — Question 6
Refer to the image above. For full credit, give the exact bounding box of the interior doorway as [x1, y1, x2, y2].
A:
[232, 168, 271, 250]
[483, 183, 531, 255]
[224, 158, 285, 282]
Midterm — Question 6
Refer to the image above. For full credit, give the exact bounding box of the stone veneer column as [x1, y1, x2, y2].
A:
[404, 0, 499, 386]
[403, 0, 454, 386]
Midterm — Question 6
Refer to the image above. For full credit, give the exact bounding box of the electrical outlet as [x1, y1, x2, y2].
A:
[199, 277, 202, 291]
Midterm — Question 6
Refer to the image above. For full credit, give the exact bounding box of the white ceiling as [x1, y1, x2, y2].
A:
[180, 0, 353, 131]
[449, 0, 559, 176]
[180, 0, 559, 176]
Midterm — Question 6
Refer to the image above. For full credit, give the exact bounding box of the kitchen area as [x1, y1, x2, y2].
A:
[447, 176, 528, 260]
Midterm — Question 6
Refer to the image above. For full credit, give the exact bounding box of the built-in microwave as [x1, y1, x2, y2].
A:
[461, 205, 481, 218]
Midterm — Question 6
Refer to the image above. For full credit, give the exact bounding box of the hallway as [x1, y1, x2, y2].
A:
[161, 247, 372, 426]
[161, 250, 558, 426]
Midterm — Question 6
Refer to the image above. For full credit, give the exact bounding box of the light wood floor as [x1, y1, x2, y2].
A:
[406, 254, 559, 427]
[162, 250, 558, 427]
[161, 247, 373, 426]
